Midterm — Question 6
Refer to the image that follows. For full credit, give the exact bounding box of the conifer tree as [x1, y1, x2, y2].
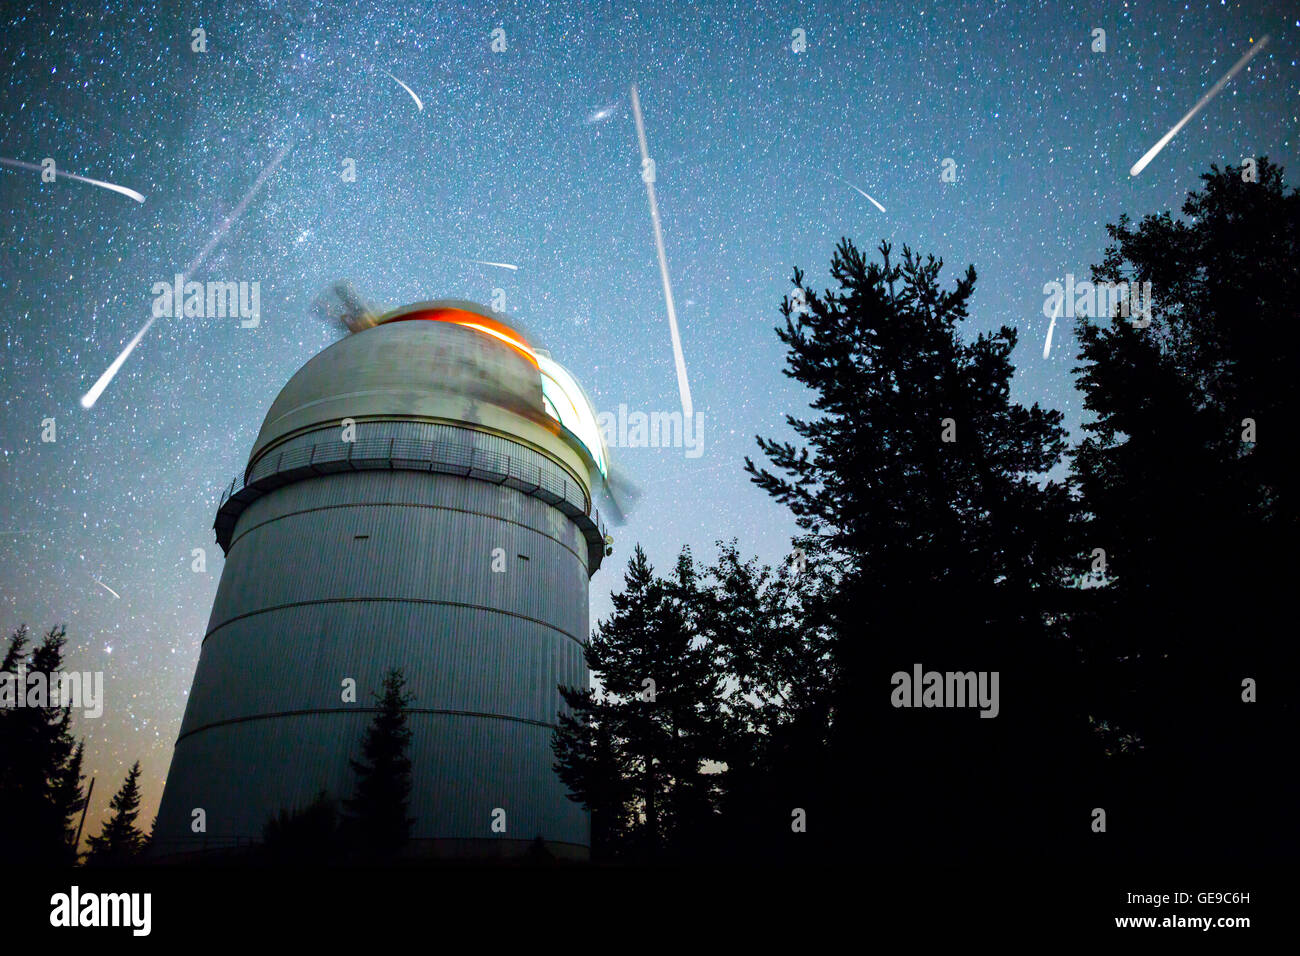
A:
[85, 761, 146, 865]
[343, 669, 415, 856]
[745, 239, 1080, 857]
[0, 625, 31, 784]
[553, 687, 636, 858]
[554, 545, 725, 861]
[653, 549, 727, 855]
[1071, 159, 1299, 858]
[51, 741, 87, 864]
[0, 625, 87, 864]
[697, 541, 835, 859]
[1, 624, 27, 673]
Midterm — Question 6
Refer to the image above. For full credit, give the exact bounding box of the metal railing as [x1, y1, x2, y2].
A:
[214, 436, 607, 561]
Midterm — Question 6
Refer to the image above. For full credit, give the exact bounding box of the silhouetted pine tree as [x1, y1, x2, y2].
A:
[697, 541, 835, 861]
[1, 624, 27, 672]
[655, 549, 728, 856]
[0, 625, 88, 865]
[85, 761, 146, 865]
[0, 625, 31, 785]
[1071, 159, 1299, 860]
[554, 545, 725, 861]
[343, 669, 415, 857]
[51, 741, 87, 864]
[553, 685, 636, 859]
[745, 239, 1081, 859]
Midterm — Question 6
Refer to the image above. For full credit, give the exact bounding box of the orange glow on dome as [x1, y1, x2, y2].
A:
[383, 307, 538, 366]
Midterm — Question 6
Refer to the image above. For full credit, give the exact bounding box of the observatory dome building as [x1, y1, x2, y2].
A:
[153, 300, 609, 859]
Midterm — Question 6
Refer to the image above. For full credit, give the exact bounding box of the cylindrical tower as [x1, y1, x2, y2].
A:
[153, 300, 609, 860]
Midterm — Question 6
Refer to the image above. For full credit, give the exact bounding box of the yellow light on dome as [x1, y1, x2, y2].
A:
[538, 354, 607, 478]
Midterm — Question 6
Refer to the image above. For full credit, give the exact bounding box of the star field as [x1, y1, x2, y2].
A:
[1, 0, 1294, 840]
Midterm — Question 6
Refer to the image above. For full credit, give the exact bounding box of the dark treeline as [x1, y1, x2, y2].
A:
[553, 159, 1298, 864]
[0, 626, 415, 865]
[0, 625, 151, 865]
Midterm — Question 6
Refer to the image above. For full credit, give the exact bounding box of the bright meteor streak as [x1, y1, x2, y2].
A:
[829, 172, 886, 213]
[1130, 35, 1270, 177]
[80, 314, 157, 409]
[80, 143, 292, 409]
[0, 157, 145, 203]
[92, 577, 121, 600]
[1043, 290, 1063, 359]
[630, 82, 693, 421]
[459, 258, 519, 271]
[377, 68, 424, 112]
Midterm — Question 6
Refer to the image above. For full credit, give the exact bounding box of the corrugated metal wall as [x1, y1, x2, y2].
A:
[153, 431, 592, 857]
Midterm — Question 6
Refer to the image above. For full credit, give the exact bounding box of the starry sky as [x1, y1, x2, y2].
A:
[1, 0, 1294, 842]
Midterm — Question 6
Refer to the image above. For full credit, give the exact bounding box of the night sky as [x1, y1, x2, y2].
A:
[1, 0, 1294, 841]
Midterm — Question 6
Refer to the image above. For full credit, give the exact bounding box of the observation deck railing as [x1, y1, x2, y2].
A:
[214, 436, 608, 571]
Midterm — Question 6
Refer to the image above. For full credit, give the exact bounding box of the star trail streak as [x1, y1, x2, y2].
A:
[376, 68, 424, 112]
[630, 82, 693, 421]
[0, 157, 145, 203]
[79, 143, 292, 409]
[1130, 35, 1271, 177]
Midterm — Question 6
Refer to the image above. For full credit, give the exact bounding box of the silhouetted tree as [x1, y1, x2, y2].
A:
[85, 761, 146, 865]
[343, 669, 415, 857]
[654, 550, 728, 856]
[263, 791, 340, 864]
[553, 685, 636, 859]
[0, 625, 31, 793]
[745, 239, 1081, 859]
[554, 546, 725, 861]
[697, 541, 835, 860]
[50, 741, 87, 864]
[1071, 158, 1299, 860]
[0, 624, 27, 673]
[0, 625, 88, 865]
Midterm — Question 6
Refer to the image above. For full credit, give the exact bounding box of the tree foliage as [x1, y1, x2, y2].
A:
[1069, 158, 1298, 858]
[0, 625, 88, 865]
[343, 668, 415, 857]
[85, 761, 146, 866]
